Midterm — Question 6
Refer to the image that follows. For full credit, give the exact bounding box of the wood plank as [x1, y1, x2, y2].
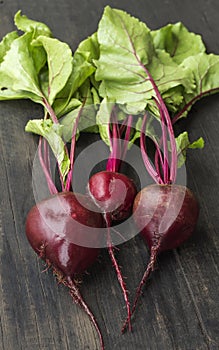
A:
[0, 1, 219, 350]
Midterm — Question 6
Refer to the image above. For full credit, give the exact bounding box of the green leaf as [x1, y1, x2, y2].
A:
[96, 98, 114, 147]
[175, 53, 219, 119]
[189, 137, 204, 149]
[13, 11, 51, 75]
[95, 7, 194, 114]
[76, 32, 99, 63]
[96, 6, 153, 70]
[152, 22, 205, 64]
[95, 99, 141, 147]
[91, 86, 101, 105]
[185, 53, 219, 94]
[0, 32, 43, 103]
[176, 131, 204, 167]
[147, 49, 194, 95]
[54, 33, 98, 117]
[0, 31, 19, 64]
[71, 33, 99, 94]
[14, 10, 52, 37]
[0, 88, 42, 102]
[53, 97, 81, 119]
[25, 119, 70, 180]
[60, 107, 81, 142]
[60, 82, 99, 142]
[32, 36, 73, 105]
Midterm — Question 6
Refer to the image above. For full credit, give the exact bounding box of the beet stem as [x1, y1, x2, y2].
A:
[140, 114, 160, 183]
[42, 97, 70, 190]
[155, 99, 169, 183]
[42, 97, 59, 124]
[65, 101, 85, 191]
[106, 109, 121, 172]
[120, 114, 133, 161]
[106, 109, 133, 173]
[136, 58, 177, 184]
[66, 277, 105, 350]
[38, 137, 58, 195]
[105, 214, 132, 332]
[121, 240, 161, 333]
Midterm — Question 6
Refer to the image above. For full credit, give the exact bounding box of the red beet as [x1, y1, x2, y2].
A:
[121, 56, 200, 333]
[88, 171, 137, 222]
[133, 184, 199, 252]
[25, 191, 103, 275]
[88, 170, 137, 331]
[122, 184, 199, 332]
[26, 191, 105, 349]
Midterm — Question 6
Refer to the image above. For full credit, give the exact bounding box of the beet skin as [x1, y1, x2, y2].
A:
[133, 184, 199, 252]
[25, 192, 104, 277]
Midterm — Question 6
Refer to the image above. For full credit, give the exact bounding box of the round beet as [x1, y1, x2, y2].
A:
[122, 184, 199, 333]
[25, 192, 104, 277]
[88, 171, 137, 222]
[26, 191, 105, 349]
[88, 170, 137, 331]
[133, 184, 199, 252]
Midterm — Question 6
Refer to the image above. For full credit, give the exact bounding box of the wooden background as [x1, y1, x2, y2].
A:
[0, 1, 219, 349]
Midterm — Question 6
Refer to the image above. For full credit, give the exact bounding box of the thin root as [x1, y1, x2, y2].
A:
[65, 277, 105, 350]
[105, 213, 132, 332]
[121, 238, 161, 333]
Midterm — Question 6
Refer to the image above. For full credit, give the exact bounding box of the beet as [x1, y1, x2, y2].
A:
[133, 184, 199, 252]
[86, 112, 137, 332]
[88, 170, 137, 222]
[25, 191, 103, 275]
[26, 191, 105, 349]
[122, 184, 199, 332]
[88, 170, 137, 331]
[121, 61, 200, 332]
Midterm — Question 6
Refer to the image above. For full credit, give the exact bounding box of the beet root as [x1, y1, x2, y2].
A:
[88, 171, 137, 222]
[133, 184, 199, 252]
[25, 191, 104, 275]
[88, 171, 137, 331]
[122, 184, 199, 332]
[25, 191, 105, 349]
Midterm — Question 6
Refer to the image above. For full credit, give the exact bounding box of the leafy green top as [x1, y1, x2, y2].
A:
[1, 6, 218, 184]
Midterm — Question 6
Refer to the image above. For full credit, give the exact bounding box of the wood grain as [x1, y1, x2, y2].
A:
[0, 1, 219, 349]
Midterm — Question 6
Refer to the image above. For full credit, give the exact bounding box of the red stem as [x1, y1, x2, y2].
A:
[151, 135, 164, 184]
[106, 110, 121, 172]
[136, 59, 177, 184]
[105, 214, 132, 332]
[42, 97, 59, 124]
[154, 149, 164, 185]
[42, 96, 70, 191]
[140, 114, 160, 184]
[65, 102, 85, 191]
[38, 137, 58, 195]
[106, 110, 133, 173]
[154, 99, 169, 183]
[121, 240, 161, 333]
[120, 115, 133, 161]
[43, 138, 51, 176]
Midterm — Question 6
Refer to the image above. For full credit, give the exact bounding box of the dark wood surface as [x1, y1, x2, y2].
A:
[0, 1, 219, 349]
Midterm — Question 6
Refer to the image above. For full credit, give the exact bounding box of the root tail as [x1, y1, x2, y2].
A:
[121, 241, 160, 333]
[105, 214, 132, 332]
[65, 277, 104, 350]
